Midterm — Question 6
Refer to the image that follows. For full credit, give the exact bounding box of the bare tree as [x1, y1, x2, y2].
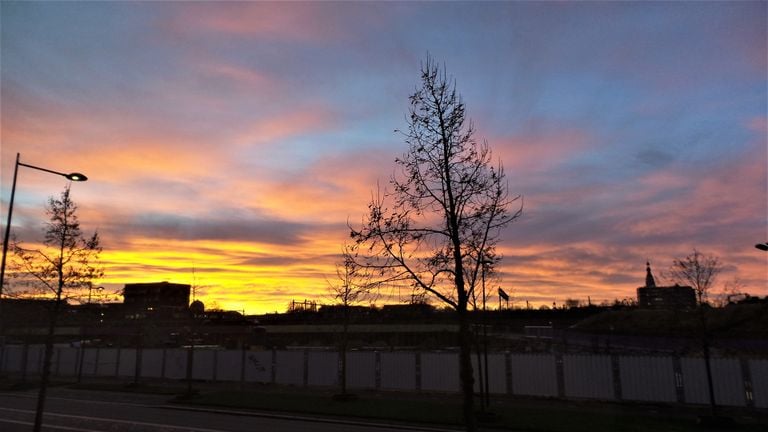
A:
[667, 249, 722, 419]
[667, 248, 722, 305]
[327, 247, 376, 398]
[11, 186, 103, 432]
[350, 56, 521, 431]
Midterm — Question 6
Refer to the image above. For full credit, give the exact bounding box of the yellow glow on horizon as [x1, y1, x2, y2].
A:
[98, 237, 342, 314]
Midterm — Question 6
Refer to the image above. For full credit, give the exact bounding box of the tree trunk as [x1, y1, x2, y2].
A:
[699, 307, 718, 417]
[458, 308, 476, 432]
[340, 316, 348, 395]
[33, 297, 61, 432]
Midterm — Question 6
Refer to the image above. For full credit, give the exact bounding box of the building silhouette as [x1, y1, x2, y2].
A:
[123, 281, 190, 319]
[636, 262, 696, 309]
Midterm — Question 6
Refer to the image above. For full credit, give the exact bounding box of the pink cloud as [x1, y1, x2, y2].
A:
[165, 3, 346, 42]
[233, 107, 338, 148]
[490, 128, 596, 174]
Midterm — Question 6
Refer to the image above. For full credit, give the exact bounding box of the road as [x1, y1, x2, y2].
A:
[0, 390, 459, 432]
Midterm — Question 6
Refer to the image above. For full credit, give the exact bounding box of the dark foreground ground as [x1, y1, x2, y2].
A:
[1, 377, 766, 432]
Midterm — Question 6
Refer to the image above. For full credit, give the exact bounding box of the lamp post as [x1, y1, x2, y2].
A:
[0, 153, 87, 326]
[756, 243, 768, 251]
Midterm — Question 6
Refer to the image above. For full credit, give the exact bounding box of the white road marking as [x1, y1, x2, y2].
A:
[0, 406, 229, 432]
[0, 417, 104, 432]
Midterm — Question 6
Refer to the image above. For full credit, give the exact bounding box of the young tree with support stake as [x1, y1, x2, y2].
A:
[350, 56, 522, 431]
[667, 248, 723, 422]
[11, 186, 103, 432]
[328, 247, 376, 399]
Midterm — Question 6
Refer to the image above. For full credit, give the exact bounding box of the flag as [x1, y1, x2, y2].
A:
[498, 287, 509, 301]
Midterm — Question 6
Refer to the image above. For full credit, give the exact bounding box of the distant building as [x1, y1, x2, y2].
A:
[636, 262, 696, 309]
[123, 281, 190, 318]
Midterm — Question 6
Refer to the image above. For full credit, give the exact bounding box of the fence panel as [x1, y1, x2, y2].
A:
[164, 349, 188, 380]
[216, 350, 243, 382]
[681, 357, 708, 404]
[275, 351, 304, 385]
[308, 351, 338, 387]
[619, 356, 676, 403]
[244, 350, 271, 383]
[487, 354, 507, 394]
[563, 354, 614, 400]
[26, 345, 44, 375]
[192, 349, 216, 380]
[510, 354, 558, 397]
[712, 358, 746, 407]
[1, 345, 24, 372]
[117, 349, 137, 377]
[55, 347, 79, 377]
[681, 358, 746, 407]
[95, 348, 119, 376]
[78, 348, 99, 377]
[141, 349, 165, 378]
[422, 352, 459, 392]
[750, 359, 768, 409]
[472, 353, 507, 394]
[346, 351, 376, 389]
[380, 352, 415, 391]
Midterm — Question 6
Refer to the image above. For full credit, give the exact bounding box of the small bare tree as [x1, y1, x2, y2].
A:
[11, 186, 102, 432]
[327, 247, 375, 397]
[667, 248, 722, 305]
[350, 56, 521, 431]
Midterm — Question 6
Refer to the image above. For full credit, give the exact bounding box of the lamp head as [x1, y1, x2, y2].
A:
[65, 173, 88, 181]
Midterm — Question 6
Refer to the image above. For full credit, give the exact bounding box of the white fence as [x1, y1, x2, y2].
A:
[1, 345, 765, 409]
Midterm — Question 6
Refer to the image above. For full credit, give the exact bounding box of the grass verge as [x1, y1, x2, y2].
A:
[176, 386, 768, 432]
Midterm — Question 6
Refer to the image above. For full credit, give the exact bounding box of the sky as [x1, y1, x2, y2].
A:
[1, 1, 766, 314]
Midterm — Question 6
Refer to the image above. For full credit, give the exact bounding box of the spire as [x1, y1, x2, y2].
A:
[645, 261, 656, 288]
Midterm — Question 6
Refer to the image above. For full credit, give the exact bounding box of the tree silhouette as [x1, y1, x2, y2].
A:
[11, 186, 103, 432]
[350, 56, 521, 431]
[667, 248, 722, 306]
[328, 247, 376, 398]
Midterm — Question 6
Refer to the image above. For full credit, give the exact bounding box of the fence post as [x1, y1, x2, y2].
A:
[52, 347, 59, 377]
[555, 353, 565, 398]
[415, 352, 421, 392]
[672, 356, 685, 403]
[240, 347, 246, 387]
[740, 358, 755, 408]
[271, 348, 277, 384]
[77, 346, 85, 382]
[505, 352, 513, 395]
[161, 348, 167, 379]
[93, 347, 100, 375]
[375, 351, 381, 390]
[134, 346, 143, 385]
[212, 350, 219, 382]
[114, 347, 121, 377]
[20, 342, 28, 383]
[611, 354, 622, 401]
[302, 349, 309, 387]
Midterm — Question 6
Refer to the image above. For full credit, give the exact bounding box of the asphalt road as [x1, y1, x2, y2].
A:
[0, 389, 459, 432]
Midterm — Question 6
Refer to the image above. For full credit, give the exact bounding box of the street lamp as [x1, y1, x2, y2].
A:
[0, 153, 88, 303]
[756, 243, 768, 251]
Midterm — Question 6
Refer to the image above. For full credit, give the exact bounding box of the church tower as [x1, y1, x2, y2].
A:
[645, 261, 656, 288]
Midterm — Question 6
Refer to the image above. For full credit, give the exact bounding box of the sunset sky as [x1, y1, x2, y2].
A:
[1, 1, 766, 314]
